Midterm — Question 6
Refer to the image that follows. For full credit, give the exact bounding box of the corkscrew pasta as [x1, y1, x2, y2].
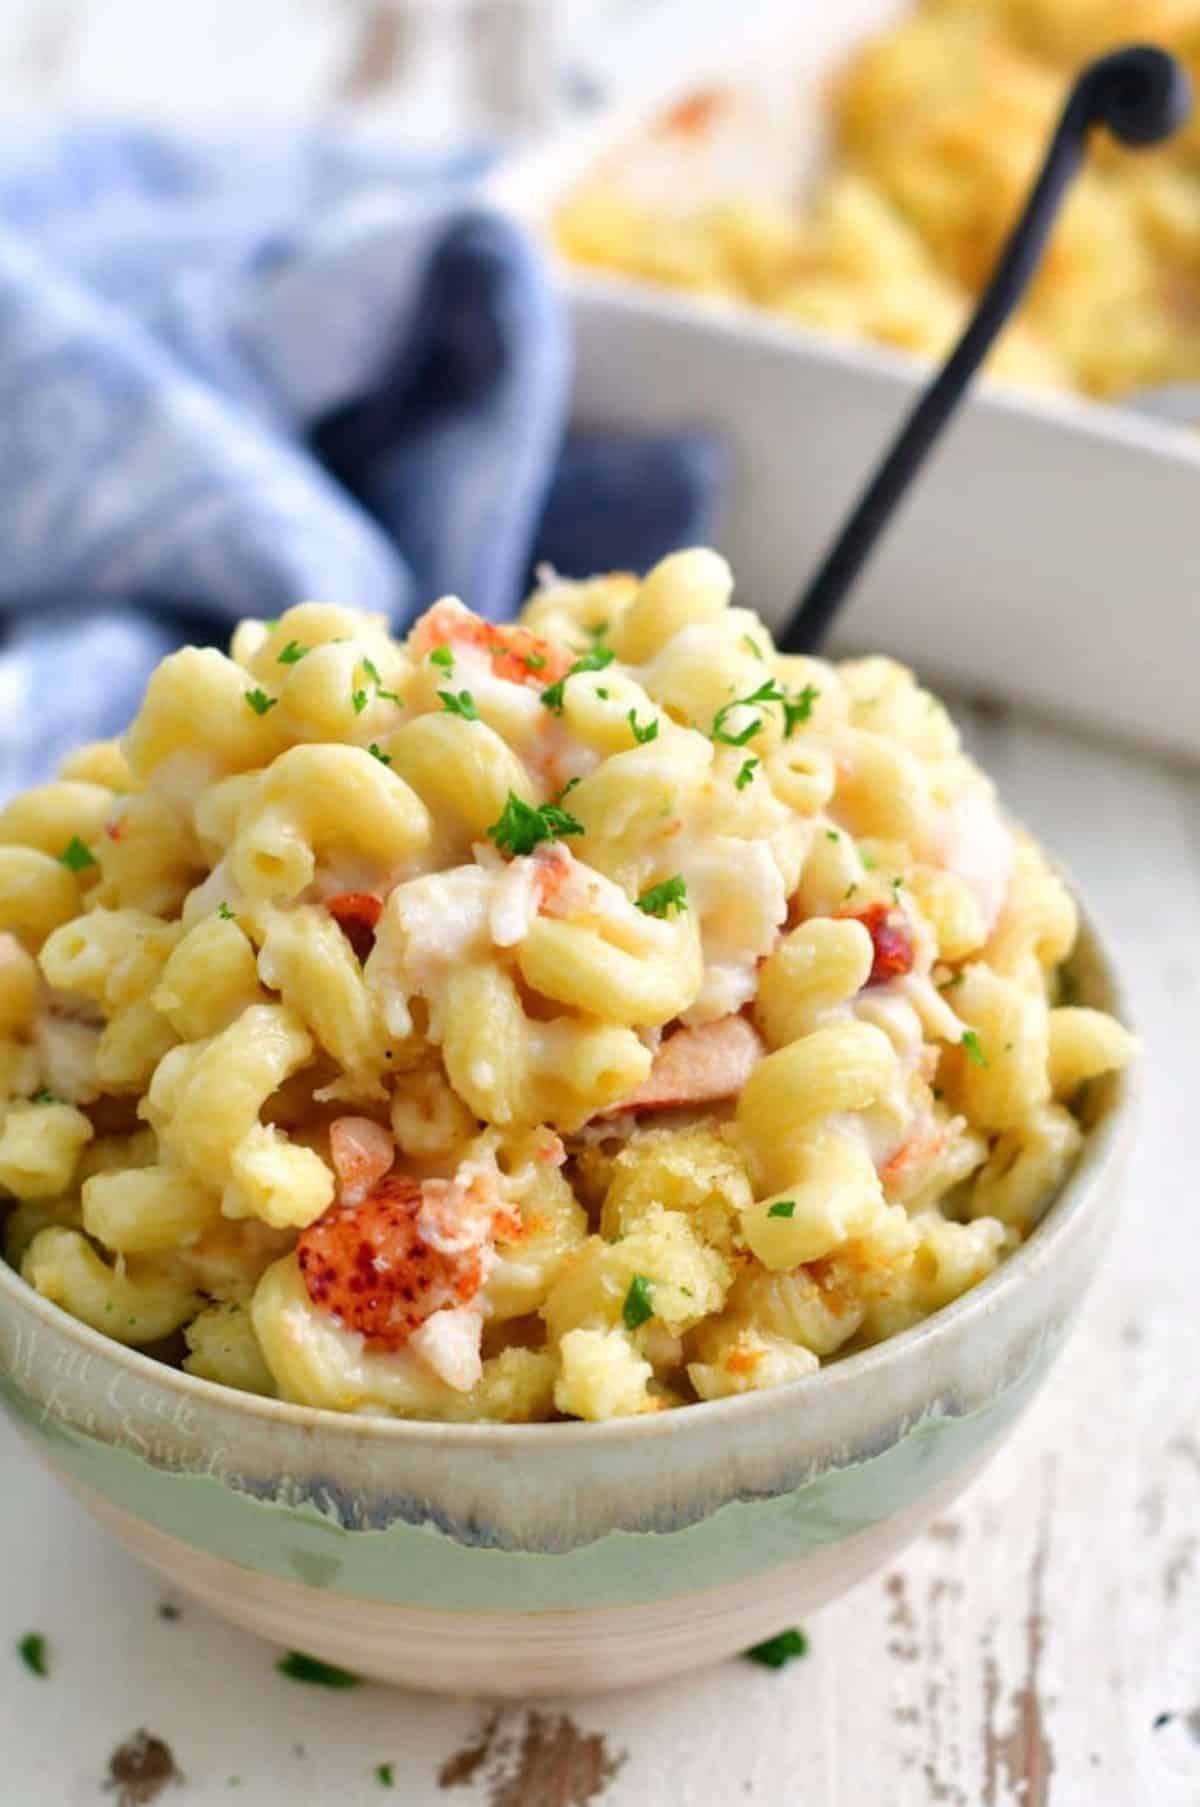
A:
[556, 0, 1200, 401]
[0, 550, 1133, 1420]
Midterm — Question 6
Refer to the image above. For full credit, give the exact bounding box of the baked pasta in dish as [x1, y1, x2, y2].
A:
[557, 0, 1200, 400]
[0, 549, 1133, 1420]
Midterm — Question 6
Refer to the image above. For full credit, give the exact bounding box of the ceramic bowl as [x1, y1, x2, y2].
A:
[0, 910, 1134, 1697]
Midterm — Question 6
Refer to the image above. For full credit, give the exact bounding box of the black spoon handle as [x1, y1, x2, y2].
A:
[778, 44, 1192, 656]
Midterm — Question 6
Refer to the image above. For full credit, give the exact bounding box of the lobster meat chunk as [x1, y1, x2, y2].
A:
[605, 1014, 763, 1117]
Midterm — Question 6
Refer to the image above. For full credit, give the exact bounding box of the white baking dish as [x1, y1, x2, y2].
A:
[491, 2, 1200, 760]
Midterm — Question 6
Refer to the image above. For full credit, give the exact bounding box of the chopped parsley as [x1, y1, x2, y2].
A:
[367, 742, 392, 766]
[428, 645, 454, 670]
[540, 644, 615, 714]
[217, 902, 235, 921]
[58, 836, 97, 872]
[351, 688, 369, 715]
[744, 1628, 809, 1670]
[735, 757, 758, 791]
[486, 792, 584, 857]
[710, 693, 765, 748]
[825, 830, 840, 842]
[375, 1764, 395, 1788]
[782, 688, 820, 736]
[860, 850, 877, 870]
[636, 876, 687, 918]
[30, 1088, 58, 1105]
[18, 1633, 47, 1677]
[557, 776, 581, 800]
[843, 882, 859, 901]
[622, 1275, 655, 1331]
[359, 656, 402, 705]
[523, 652, 547, 672]
[628, 710, 659, 745]
[244, 688, 277, 717]
[589, 620, 610, 640]
[711, 677, 818, 746]
[276, 640, 308, 665]
[767, 1200, 796, 1219]
[276, 1651, 361, 1690]
[741, 635, 764, 659]
[596, 687, 610, 700]
[438, 689, 479, 721]
[938, 972, 964, 992]
[960, 1030, 988, 1068]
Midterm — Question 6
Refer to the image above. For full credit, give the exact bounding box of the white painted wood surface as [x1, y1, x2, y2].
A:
[3, 703, 1197, 1807]
[0, 7, 1197, 1802]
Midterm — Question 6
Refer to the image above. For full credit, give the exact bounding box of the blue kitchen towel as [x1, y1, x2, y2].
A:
[0, 127, 722, 794]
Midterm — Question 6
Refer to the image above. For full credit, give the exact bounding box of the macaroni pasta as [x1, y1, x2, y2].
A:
[1, 550, 1133, 1420]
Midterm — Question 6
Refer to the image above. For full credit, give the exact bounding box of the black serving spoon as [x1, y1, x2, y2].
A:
[777, 44, 1192, 656]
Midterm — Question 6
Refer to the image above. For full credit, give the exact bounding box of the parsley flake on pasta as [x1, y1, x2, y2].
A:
[1, 547, 1134, 1423]
[540, 643, 615, 714]
[636, 876, 688, 918]
[487, 792, 584, 856]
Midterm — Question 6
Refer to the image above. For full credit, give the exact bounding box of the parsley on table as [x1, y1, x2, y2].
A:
[960, 1030, 988, 1068]
[636, 876, 687, 918]
[18, 1633, 48, 1677]
[244, 688, 277, 716]
[486, 792, 584, 858]
[540, 644, 615, 714]
[628, 710, 659, 744]
[429, 645, 454, 670]
[622, 1275, 655, 1331]
[58, 836, 97, 872]
[767, 1200, 796, 1219]
[744, 1628, 809, 1670]
[277, 640, 308, 665]
[375, 1764, 395, 1788]
[735, 758, 758, 790]
[438, 689, 479, 721]
[276, 1651, 361, 1689]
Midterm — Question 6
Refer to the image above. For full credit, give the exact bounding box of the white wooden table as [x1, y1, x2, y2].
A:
[3, 702, 1198, 1807]
[2, 6, 1198, 1802]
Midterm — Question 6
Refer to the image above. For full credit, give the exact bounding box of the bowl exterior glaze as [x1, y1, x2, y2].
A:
[0, 925, 1133, 1695]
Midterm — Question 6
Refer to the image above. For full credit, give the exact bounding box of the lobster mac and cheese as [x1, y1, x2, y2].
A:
[557, 0, 1200, 400]
[0, 551, 1133, 1421]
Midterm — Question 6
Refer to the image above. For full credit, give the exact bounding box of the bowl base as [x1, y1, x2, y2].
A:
[55, 1456, 990, 1697]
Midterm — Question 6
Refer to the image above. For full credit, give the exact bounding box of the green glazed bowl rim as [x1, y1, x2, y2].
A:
[0, 899, 1135, 1451]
